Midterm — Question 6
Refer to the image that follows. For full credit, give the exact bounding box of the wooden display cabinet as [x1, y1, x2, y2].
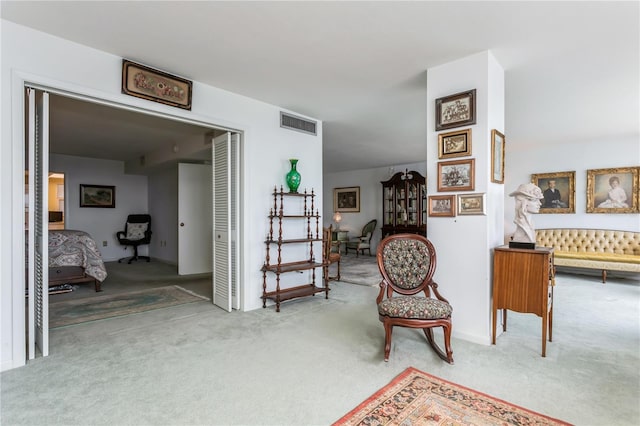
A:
[381, 169, 427, 238]
[261, 187, 328, 312]
[492, 245, 555, 357]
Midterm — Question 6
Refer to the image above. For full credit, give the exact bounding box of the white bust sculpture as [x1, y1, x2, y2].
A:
[509, 182, 544, 244]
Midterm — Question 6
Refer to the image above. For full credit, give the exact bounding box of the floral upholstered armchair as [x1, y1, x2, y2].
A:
[376, 233, 453, 363]
[345, 219, 377, 256]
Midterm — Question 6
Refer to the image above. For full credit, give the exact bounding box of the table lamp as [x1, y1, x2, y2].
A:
[333, 211, 342, 230]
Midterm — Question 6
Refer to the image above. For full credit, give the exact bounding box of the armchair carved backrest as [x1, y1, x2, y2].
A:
[376, 233, 453, 363]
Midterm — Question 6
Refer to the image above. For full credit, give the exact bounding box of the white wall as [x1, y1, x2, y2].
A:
[2, 20, 323, 371]
[426, 51, 505, 345]
[505, 136, 640, 234]
[323, 161, 426, 254]
[49, 154, 148, 261]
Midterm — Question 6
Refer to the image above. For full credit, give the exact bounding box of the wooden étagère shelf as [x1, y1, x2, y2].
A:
[261, 186, 329, 312]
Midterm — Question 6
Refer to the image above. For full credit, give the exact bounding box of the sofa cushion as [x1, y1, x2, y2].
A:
[555, 251, 640, 264]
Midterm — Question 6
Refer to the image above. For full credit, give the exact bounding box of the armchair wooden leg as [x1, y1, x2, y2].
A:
[383, 323, 393, 361]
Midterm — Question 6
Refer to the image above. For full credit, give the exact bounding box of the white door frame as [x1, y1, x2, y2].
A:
[9, 71, 245, 368]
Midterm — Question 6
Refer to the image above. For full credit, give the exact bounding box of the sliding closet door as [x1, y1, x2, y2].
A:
[26, 88, 49, 358]
[212, 132, 239, 311]
[229, 133, 240, 310]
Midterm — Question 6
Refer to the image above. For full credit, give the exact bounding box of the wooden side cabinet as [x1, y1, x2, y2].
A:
[492, 246, 555, 357]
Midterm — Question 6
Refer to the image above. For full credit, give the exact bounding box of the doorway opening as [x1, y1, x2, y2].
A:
[23, 85, 242, 361]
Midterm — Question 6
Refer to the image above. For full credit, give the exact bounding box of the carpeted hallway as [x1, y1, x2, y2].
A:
[1, 258, 639, 425]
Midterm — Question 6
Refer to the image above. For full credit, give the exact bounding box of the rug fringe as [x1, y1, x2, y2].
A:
[174, 285, 211, 301]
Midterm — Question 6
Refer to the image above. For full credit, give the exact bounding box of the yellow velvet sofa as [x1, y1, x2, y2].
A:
[535, 229, 640, 283]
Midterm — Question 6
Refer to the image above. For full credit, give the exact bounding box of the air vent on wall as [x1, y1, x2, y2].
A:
[280, 112, 317, 136]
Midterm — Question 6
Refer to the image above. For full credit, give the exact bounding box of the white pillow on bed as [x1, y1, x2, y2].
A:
[126, 223, 148, 240]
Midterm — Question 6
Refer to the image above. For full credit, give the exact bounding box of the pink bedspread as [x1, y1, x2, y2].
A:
[48, 230, 107, 282]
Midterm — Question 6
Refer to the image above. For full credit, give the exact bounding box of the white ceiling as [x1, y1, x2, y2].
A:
[3, 1, 638, 173]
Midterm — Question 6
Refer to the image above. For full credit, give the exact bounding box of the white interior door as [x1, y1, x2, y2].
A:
[178, 162, 213, 275]
[27, 88, 49, 358]
[212, 132, 240, 311]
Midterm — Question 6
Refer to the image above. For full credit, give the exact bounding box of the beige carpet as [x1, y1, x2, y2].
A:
[338, 254, 380, 286]
[49, 285, 209, 328]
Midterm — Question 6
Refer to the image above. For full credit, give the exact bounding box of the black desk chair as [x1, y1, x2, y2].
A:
[117, 214, 152, 264]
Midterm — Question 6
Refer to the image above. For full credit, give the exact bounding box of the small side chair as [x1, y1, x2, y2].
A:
[345, 219, 377, 256]
[323, 225, 341, 281]
[376, 233, 453, 363]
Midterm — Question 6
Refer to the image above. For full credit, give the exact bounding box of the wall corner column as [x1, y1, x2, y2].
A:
[426, 50, 505, 345]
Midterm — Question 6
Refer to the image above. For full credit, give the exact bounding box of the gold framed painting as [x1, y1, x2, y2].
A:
[586, 167, 639, 213]
[334, 186, 360, 213]
[491, 129, 505, 184]
[531, 171, 576, 214]
[438, 128, 472, 159]
[437, 158, 475, 192]
[428, 195, 456, 217]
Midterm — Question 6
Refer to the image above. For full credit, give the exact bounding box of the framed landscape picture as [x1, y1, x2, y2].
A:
[457, 193, 486, 215]
[438, 128, 472, 159]
[428, 195, 456, 217]
[531, 171, 575, 214]
[334, 186, 360, 212]
[80, 184, 115, 208]
[435, 89, 476, 131]
[437, 158, 475, 192]
[586, 167, 639, 213]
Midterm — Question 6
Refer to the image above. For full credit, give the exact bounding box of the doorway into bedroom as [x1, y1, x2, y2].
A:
[23, 86, 241, 359]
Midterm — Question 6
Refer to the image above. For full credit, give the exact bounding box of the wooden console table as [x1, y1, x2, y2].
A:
[492, 245, 555, 357]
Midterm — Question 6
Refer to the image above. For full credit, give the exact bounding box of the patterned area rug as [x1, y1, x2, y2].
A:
[338, 254, 380, 286]
[333, 367, 571, 425]
[49, 285, 209, 328]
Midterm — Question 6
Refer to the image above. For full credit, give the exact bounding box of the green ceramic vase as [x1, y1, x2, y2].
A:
[285, 159, 301, 193]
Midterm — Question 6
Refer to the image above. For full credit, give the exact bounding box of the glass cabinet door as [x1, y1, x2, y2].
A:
[396, 185, 406, 225]
[407, 182, 418, 225]
[383, 186, 394, 226]
[420, 183, 427, 226]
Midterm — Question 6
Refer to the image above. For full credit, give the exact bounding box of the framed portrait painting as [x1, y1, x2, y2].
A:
[491, 129, 505, 184]
[428, 195, 456, 217]
[435, 89, 476, 131]
[80, 184, 115, 208]
[438, 128, 472, 159]
[531, 171, 575, 214]
[586, 167, 639, 213]
[334, 186, 360, 212]
[437, 158, 475, 192]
